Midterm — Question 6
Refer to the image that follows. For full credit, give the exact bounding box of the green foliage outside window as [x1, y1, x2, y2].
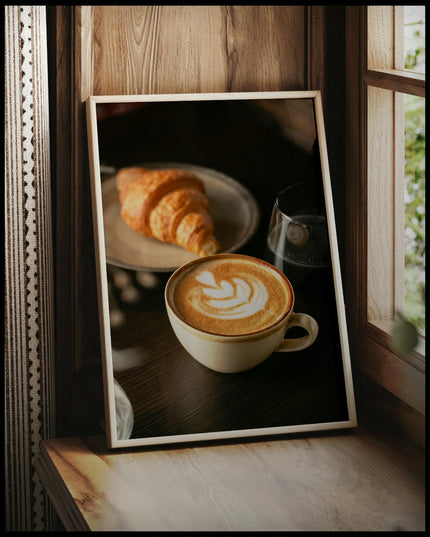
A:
[403, 9, 425, 332]
[404, 94, 425, 331]
[391, 7, 425, 353]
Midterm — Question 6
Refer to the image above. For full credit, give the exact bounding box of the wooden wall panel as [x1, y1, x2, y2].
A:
[71, 5, 310, 377]
[83, 5, 306, 97]
[51, 5, 335, 437]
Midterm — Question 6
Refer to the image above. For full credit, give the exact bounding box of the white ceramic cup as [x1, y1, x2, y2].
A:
[165, 253, 319, 373]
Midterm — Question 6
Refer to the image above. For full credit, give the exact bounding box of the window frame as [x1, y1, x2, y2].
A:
[345, 6, 425, 415]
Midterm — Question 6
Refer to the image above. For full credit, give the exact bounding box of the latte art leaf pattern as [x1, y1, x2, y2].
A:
[195, 270, 268, 319]
[171, 256, 293, 336]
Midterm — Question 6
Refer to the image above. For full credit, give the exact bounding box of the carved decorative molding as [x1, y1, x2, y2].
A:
[4, 5, 55, 531]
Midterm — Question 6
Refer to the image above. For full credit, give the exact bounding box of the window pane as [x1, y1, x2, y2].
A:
[404, 6, 425, 74]
[404, 93, 425, 331]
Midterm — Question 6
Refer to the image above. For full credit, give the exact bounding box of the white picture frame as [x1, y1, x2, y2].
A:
[86, 91, 357, 449]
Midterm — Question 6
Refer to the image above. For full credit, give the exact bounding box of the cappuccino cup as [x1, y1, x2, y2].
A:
[165, 253, 318, 373]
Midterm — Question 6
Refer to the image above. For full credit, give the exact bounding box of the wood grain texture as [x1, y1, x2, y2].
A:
[367, 86, 394, 322]
[85, 5, 306, 97]
[307, 6, 327, 98]
[367, 6, 394, 71]
[36, 432, 425, 531]
[364, 69, 425, 97]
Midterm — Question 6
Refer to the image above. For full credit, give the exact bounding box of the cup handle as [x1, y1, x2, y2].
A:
[276, 313, 319, 352]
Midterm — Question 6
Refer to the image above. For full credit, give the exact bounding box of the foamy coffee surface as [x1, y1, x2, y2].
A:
[171, 256, 293, 336]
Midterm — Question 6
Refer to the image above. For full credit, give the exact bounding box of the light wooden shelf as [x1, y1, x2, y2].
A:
[35, 427, 425, 532]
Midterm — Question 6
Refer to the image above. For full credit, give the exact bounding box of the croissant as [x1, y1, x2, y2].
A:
[116, 166, 220, 256]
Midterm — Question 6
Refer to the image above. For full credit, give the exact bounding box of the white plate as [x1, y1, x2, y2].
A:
[101, 162, 260, 272]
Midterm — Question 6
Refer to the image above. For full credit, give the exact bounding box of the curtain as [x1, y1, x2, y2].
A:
[4, 5, 56, 531]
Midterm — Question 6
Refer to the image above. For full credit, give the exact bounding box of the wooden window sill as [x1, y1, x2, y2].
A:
[35, 423, 424, 531]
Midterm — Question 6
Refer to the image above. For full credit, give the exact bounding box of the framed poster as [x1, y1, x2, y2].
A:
[86, 91, 357, 448]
